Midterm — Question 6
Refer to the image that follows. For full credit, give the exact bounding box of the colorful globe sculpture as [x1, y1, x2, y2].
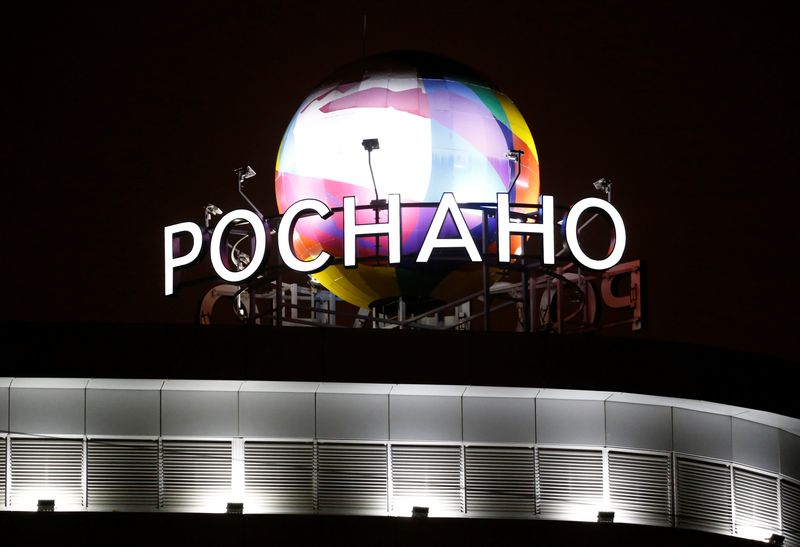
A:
[275, 51, 539, 311]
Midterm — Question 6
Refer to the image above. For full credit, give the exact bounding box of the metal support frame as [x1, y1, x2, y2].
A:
[197, 257, 642, 335]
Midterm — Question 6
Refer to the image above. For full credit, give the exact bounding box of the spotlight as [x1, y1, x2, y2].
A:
[362, 138, 382, 220]
[592, 177, 612, 201]
[235, 166, 256, 183]
[235, 165, 263, 219]
[362, 138, 380, 151]
[411, 506, 429, 518]
[204, 203, 223, 228]
[768, 534, 785, 546]
[226, 502, 244, 514]
[597, 511, 615, 523]
[37, 499, 55, 512]
[506, 149, 524, 193]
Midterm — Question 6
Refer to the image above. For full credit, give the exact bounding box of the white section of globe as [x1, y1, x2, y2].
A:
[447, 127, 506, 200]
[360, 73, 419, 93]
[434, 120, 507, 227]
[286, 106, 432, 203]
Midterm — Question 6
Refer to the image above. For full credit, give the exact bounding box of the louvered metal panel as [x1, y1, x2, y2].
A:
[465, 446, 535, 514]
[732, 468, 779, 539]
[676, 457, 733, 534]
[608, 451, 672, 526]
[537, 448, 603, 520]
[782, 480, 800, 547]
[87, 440, 158, 509]
[9, 438, 83, 509]
[391, 445, 463, 515]
[244, 441, 314, 512]
[162, 440, 232, 511]
[1, 438, 5, 507]
[317, 443, 387, 512]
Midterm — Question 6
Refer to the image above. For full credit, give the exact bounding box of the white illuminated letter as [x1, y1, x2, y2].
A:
[417, 193, 481, 263]
[343, 194, 401, 267]
[565, 197, 626, 270]
[210, 209, 268, 282]
[164, 222, 203, 296]
[497, 193, 554, 264]
[278, 199, 333, 272]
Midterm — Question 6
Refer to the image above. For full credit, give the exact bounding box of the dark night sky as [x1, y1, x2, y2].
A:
[3, 1, 797, 361]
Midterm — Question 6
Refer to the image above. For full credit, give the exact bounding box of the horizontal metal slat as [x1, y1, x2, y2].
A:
[162, 440, 232, 510]
[733, 467, 779, 538]
[465, 446, 534, 514]
[1, 438, 5, 507]
[676, 458, 732, 534]
[608, 451, 672, 526]
[317, 444, 387, 512]
[782, 480, 800, 547]
[87, 440, 158, 509]
[391, 445, 463, 514]
[9, 438, 84, 509]
[245, 441, 314, 511]
[537, 449, 603, 519]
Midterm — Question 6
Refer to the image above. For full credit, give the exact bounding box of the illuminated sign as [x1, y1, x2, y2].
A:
[163, 193, 626, 296]
[165, 53, 634, 313]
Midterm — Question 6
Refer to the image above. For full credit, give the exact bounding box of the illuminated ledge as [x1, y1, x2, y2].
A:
[0, 378, 798, 480]
[1, 379, 799, 545]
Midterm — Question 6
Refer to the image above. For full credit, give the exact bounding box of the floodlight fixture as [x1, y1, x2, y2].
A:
[37, 499, 55, 512]
[769, 534, 785, 546]
[506, 149, 524, 194]
[411, 506, 429, 518]
[593, 177, 612, 201]
[597, 510, 615, 523]
[204, 203, 223, 228]
[362, 138, 381, 202]
[235, 165, 256, 183]
[226, 502, 244, 514]
[362, 138, 380, 152]
[235, 165, 264, 219]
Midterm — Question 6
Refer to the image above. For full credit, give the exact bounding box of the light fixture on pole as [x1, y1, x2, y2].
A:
[362, 138, 381, 202]
[204, 204, 223, 228]
[236, 165, 256, 181]
[362, 138, 385, 259]
[235, 165, 264, 219]
[592, 177, 612, 202]
[505, 149, 524, 194]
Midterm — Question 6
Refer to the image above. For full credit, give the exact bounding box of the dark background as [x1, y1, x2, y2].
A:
[0, 512, 768, 547]
[3, 1, 797, 361]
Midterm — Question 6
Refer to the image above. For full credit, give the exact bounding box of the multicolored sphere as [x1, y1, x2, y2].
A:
[275, 52, 539, 311]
